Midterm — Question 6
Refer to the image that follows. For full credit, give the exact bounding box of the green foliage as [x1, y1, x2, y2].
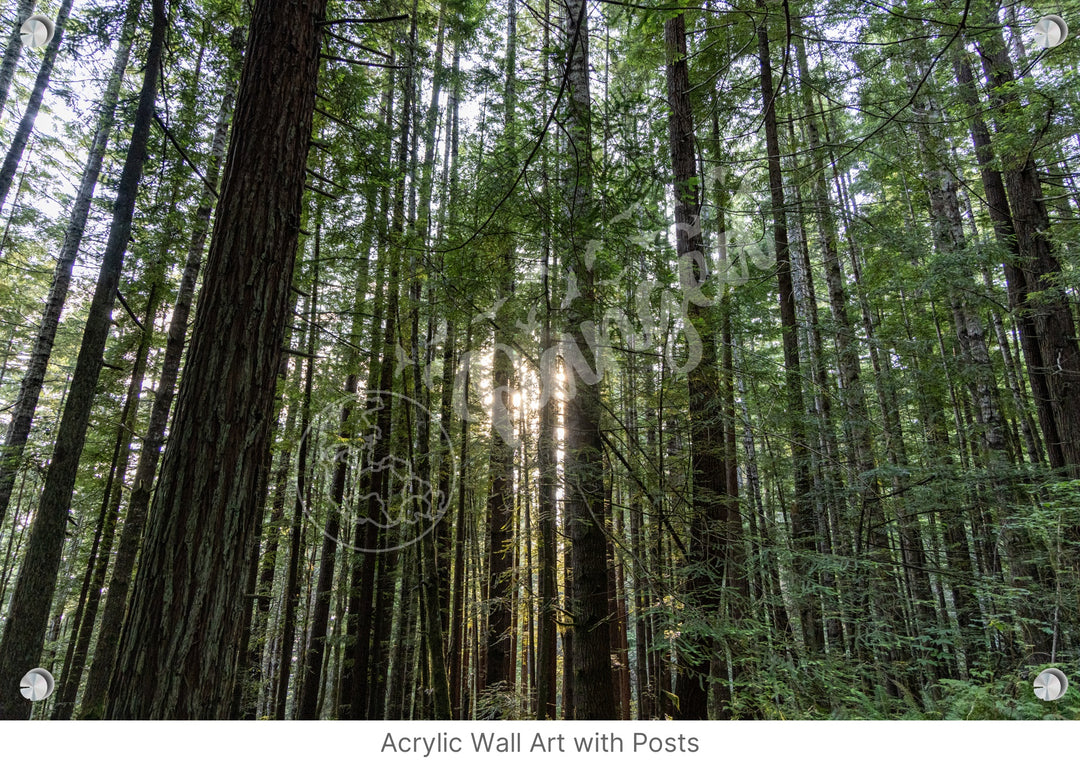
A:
[934, 671, 1080, 720]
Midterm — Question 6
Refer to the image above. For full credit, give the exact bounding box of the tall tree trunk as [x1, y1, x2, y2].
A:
[0, 0, 140, 534]
[484, 0, 517, 698]
[434, 39, 462, 649]
[711, 110, 750, 716]
[664, 12, 732, 720]
[975, 7, 1080, 475]
[385, 539, 417, 720]
[274, 258, 318, 719]
[448, 329, 471, 718]
[78, 69, 236, 719]
[419, 421, 452, 719]
[105, 0, 327, 719]
[756, 0, 823, 655]
[0, 0, 165, 721]
[408, 5, 451, 720]
[51, 283, 160, 719]
[533, 0, 558, 720]
[562, 0, 615, 720]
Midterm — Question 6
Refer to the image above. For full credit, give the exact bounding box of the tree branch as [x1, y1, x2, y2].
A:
[319, 15, 408, 26]
[115, 290, 145, 332]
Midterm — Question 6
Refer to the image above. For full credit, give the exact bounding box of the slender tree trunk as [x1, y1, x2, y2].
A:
[562, 0, 614, 720]
[419, 427, 452, 718]
[367, 501, 402, 719]
[448, 329, 471, 718]
[0, 0, 140, 534]
[483, 0, 517, 699]
[51, 284, 160, 719]
[0, 0, 165, 721]
[50, 443, 115, 716]
[274, 260, 317, 719]
[385, 539, 416, 720]
[0, 468, 30, 608]
[756, 0, 823, 655]
[711, 114, 750, 715]
[253, 352, 301, 719]
[435, 42, 462, 648]
[409, 10, 451, 720]
[664, 12, 732, 719]
[533, 0, 558, 721]
[535, 256, 558, 713]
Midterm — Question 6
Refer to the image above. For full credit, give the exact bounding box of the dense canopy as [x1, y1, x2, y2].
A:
[0, 0, 1077, 720]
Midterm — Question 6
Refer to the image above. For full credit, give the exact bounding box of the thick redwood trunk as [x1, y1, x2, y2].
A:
[106, 0, 328, 718]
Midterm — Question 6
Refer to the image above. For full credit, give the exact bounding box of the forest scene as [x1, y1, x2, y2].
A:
[0, 0, 1077, 721]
